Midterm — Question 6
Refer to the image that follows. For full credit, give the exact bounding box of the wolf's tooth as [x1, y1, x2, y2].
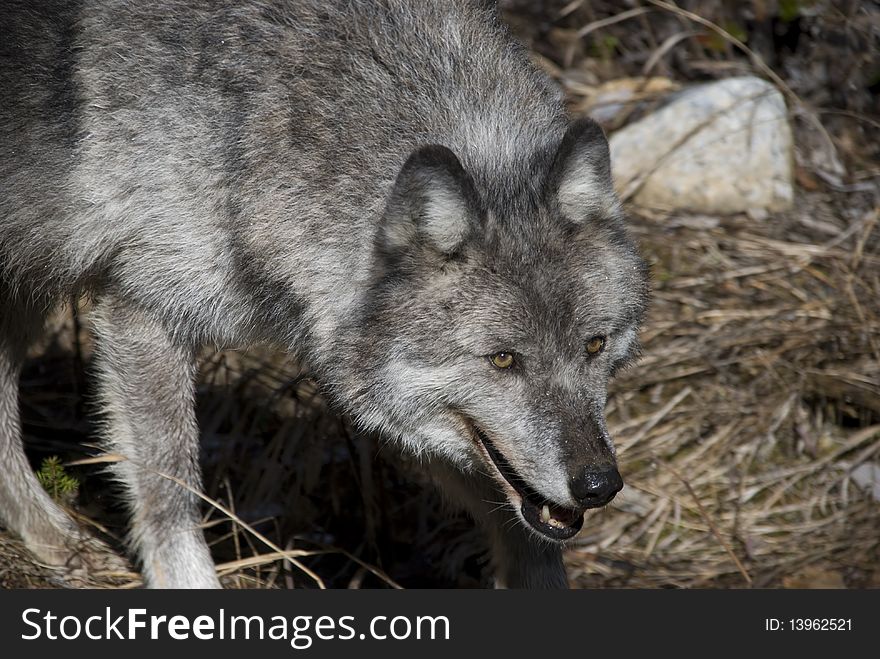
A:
[541, 504, 551, 523]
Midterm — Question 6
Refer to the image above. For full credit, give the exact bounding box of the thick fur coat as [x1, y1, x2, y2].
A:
[0, 0, 648, 588]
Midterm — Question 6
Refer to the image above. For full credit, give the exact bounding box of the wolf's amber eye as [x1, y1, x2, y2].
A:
[490, 352, 515, 369]
[586, 336, 606, 356]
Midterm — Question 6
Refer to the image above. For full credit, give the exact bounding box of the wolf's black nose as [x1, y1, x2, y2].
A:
[570, 467, 623, 507]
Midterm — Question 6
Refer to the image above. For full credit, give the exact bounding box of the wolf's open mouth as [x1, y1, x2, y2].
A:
[469, 423, 585, 541]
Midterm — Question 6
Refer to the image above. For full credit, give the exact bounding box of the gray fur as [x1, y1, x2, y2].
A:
[0, 0, 649, 588]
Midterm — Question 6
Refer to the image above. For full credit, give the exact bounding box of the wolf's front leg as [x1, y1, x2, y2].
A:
[424, 457, 568, 589]
[91, 295, 219, 588]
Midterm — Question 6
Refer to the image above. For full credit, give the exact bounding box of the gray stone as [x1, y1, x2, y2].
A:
[850, 463, 880, 502]
[608, 76, 794, 214]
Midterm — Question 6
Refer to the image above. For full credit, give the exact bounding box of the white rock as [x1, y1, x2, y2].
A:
[850, 463, 880, 502]
[608, 76, 794, 214]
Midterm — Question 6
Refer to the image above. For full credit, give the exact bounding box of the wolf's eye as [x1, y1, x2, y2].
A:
[490, 352, 515, 369]
[586, 336, 606, 356]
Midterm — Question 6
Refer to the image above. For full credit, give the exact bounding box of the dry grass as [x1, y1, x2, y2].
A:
[568, 197, 879, 588]
[535, 0, 880, 589]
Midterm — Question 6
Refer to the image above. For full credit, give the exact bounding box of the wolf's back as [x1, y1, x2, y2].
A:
[0, 0, 566, 307]
[0, 0, 87, 298]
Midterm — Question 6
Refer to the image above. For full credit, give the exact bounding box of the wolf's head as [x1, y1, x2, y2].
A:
[347, 118, 649, 541]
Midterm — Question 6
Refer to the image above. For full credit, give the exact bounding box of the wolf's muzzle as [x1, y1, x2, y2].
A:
[463, 418, 589, 541]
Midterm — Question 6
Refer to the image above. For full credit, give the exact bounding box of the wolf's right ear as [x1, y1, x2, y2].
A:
[379, 145, 482, 257]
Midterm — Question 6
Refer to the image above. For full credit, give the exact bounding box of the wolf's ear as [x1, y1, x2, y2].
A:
[380, 145, 481, 256]
[548, 117, 617, 221]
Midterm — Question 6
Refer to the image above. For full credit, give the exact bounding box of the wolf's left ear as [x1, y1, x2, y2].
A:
[548, 117, 617, 221]
[380, 145, 482, 256]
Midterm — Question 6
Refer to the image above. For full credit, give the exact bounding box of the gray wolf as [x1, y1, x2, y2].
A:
[0, 0, 649, 588]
